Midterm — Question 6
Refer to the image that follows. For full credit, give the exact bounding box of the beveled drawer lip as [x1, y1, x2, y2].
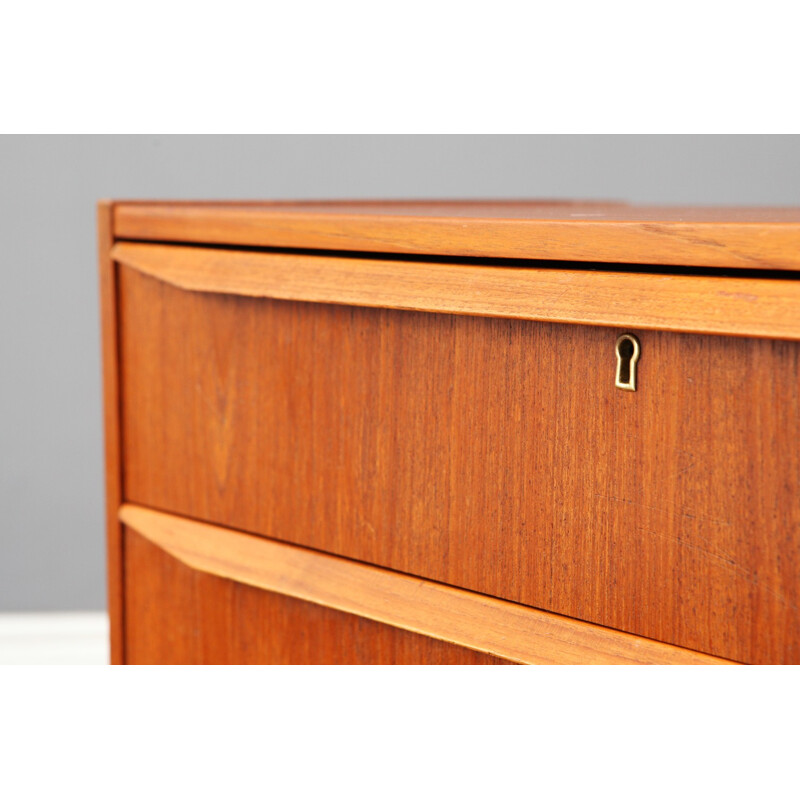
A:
[119, 503, 734, 666]
[112, 241, 800, 341]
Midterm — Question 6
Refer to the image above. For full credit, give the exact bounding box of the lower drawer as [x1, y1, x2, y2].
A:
[120, 504, 729, 665]
[124, 528, 509, 665]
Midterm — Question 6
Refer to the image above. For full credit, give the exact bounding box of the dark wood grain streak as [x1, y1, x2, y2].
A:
[112, 243, 800, 341]
[113, 201, 800, 271]
[118, 266, 800, 664]
[123, 529, 512, 665]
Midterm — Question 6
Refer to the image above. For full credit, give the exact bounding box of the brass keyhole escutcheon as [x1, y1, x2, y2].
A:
[615, 334, 641, 391]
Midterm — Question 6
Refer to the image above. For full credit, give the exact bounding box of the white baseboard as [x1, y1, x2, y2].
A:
[0, 612, 110, 665]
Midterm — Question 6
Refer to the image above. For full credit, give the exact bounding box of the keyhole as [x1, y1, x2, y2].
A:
[615, 334, 641, 392]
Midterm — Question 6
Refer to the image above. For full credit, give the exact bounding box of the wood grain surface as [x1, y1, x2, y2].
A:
[113, 200, 800, 271]
[112, 243, 800, 341]
[97, 201, 124, 665]
[118, 266, 800, 664]
[120, 505, 730, 665]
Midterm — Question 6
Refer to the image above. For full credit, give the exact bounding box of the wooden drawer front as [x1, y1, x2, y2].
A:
[118, 263, 800, 664]
[119, 504, 728, 665]
[124, 528, 511, 665]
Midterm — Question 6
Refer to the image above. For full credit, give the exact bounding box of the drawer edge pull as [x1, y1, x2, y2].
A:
[118, 504, 733, 666]
[111, 242, 800, 341]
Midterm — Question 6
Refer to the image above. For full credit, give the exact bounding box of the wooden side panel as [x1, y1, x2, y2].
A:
[124, 529, 511, 665]
[97, 201, 124, 665]
[118, 267, 800, 664]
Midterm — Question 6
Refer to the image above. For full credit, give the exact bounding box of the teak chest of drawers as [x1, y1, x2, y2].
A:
[98, 200, 800, 665]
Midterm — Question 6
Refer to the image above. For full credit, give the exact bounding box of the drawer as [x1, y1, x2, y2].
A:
[113, 243, 800, 664]
[123, 526, 511, 665]
[118, 503, 727, 665]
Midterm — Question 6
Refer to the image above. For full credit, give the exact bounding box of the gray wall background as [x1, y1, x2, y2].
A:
[2, 135, 799, 611]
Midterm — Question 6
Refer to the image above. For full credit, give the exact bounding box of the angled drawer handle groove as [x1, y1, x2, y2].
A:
[112, 242, 800, 341]
[119, 504, 733, 665]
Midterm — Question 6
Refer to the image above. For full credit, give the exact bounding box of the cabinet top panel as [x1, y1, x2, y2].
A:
[110, 200, 800, 271]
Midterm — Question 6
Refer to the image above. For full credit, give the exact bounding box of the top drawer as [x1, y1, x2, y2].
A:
[114, 243, 800, 664]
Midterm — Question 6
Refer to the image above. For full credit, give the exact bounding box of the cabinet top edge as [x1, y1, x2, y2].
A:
[108, 200, 800, 271]
[108, 199, 800, 222]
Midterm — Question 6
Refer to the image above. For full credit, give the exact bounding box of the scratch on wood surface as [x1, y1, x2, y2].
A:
[640, 224, 772, 268]
[633, 526, 798, 612]
[641, 224, 724, 250]
[595, 492, 732, 529]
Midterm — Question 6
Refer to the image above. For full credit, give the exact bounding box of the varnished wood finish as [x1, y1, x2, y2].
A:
[113, 201, 800, 271]
[118, 265, 800, 664]
[97, 201, 124, 665]
[120, 505, 730, 665]
[124, 528, 511, 665]
[113, 242, 800, 341]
